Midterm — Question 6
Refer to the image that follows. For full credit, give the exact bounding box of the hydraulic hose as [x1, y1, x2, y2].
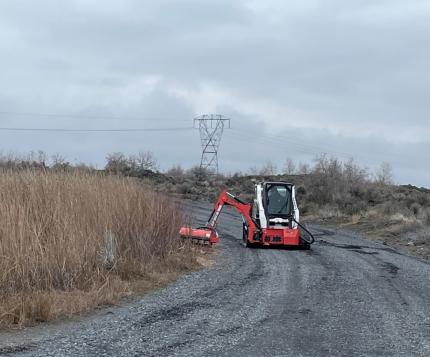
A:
[291, 217, 315, 245]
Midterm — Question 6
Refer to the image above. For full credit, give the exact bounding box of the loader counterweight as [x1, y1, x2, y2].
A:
[260, 228, 300, 246]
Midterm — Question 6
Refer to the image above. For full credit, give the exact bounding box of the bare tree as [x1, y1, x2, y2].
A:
[133, 151, 159, 172]
[375, 161, 393, 185]
[105, 152, 128, 174]
[37, 150, 48, 166]
[343, 158, 368, 184]
[283, 157, 296, 175]
[259, 160, 277, 176]
[27, 150, 48, 167]
[166, 164, 184, 177]
[50, 153, 67, 166]
[312, 153, 330, 174]
[248, 166, 259, 176]
[297, 162, 310, 174]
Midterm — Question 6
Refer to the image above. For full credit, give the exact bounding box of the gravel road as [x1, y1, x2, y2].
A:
[1, 201, 430, 356]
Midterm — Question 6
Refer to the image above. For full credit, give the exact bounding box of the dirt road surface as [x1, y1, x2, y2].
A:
[0, 201, 429, 356]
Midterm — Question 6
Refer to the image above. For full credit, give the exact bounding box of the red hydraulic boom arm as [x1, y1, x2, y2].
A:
[179, 191, 259, 245]
[207, 191, 258, 233]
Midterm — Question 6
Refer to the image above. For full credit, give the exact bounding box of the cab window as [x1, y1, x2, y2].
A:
[266, 185, 292, 216]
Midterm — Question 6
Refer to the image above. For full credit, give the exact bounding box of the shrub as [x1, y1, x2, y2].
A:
[0, 169, 194, 327]
[410, 202, 422, 217]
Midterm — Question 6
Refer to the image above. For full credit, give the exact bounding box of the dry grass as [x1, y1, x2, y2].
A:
[0, 169, 200, 327]
[350, 214, 361, 224]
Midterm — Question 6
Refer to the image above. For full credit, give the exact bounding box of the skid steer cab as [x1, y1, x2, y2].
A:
[180, 182, 314, 249]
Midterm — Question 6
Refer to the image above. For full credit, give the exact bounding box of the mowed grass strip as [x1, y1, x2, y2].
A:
[0, 169, 201, 327]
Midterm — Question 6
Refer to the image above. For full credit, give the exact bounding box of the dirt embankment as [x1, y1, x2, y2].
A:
[312, 213, 430, 260]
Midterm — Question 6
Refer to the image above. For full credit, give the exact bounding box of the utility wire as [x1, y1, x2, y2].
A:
[0, 127, 193, 133]
[224, 130, 333, 157]
[225, 128, 426, 163]
[231, 128, 354, 158]
[0, 110, 190, 122]
[225, 129, 368, 161]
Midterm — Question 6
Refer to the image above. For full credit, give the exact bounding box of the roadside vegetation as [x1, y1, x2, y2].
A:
[150, 154, 430, 260]
[5, 151, 428, 259]
[78, 150, 430, 259]
[0, 158, 203, 328]
[1, 149, 429, 328]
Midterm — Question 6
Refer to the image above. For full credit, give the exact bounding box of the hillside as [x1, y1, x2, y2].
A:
[137, 166, 430, 260]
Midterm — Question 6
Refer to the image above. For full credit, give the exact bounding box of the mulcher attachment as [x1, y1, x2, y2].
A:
[179, 226, 219, 245]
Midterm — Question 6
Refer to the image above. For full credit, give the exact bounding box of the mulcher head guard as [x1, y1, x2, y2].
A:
[179, 226, 219, 245]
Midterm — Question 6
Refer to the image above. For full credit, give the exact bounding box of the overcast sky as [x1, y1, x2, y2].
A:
[0, 0, 429, 186]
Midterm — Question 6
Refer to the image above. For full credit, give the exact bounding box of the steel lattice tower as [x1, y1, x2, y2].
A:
[194, 114, 230, 175]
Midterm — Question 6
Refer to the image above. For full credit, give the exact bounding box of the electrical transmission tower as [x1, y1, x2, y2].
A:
[194, 114, 230, 175]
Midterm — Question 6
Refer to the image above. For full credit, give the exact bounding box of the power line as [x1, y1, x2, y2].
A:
[225, 130, 325, 157]
[225, 129, 361, 161]
[225, 128, 428, 163]
[231, 128, 355, 158]
[0, 110, 190, 122]
[0, 127, 193, 133]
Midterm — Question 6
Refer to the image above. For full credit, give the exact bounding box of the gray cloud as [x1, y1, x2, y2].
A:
[0, 0, 429, 186]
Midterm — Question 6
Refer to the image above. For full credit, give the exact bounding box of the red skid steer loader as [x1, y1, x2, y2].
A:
[180, 182, 314, 248]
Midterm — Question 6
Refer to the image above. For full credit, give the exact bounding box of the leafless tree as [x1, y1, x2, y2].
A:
[375, 161, 393, 185]
[105, 152, 128, 174]
[283, 157, 296, 175]
[297, 162, 310, 174]
[248, 166, 259, 175]
[259, 160, 277, 176]
[50, 153, 67, 166]
[133, 151, 159, 172]
[166, 165, 184, 177]
[343, 158, 368, 184]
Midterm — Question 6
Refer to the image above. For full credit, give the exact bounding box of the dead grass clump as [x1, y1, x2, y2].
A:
[418, 207, 430, 226]
[389, 213, 418, 225]
[317, 206, 343, 220]
[350, 214, 361, 224]
[0, 169, 198, 327]
[364, 209, 381, 220]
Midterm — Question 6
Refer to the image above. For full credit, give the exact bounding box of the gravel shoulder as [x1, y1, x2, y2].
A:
[0, 202, 429, 356]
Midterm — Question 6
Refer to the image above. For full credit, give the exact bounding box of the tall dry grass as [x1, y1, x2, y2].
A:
[0, 169, 198, 327]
